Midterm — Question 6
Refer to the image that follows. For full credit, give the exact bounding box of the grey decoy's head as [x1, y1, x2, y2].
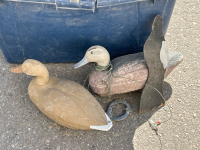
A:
[73, 46, 110, 69]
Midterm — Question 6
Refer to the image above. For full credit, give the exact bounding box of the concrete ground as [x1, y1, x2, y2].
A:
[0, 0, 199, 149]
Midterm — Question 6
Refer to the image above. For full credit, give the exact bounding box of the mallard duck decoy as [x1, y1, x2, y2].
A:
[73, 45, 183, 97]
[11, 59, 112, 131]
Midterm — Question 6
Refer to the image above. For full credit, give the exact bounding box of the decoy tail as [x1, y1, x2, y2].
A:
[164, 51, 183, 78]
[160, 38, 183, 78]
[90, 113, 113, 131]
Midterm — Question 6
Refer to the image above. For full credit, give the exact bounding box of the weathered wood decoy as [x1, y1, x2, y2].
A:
[11, 59, 112, 131]
[73, 37, 183, 97]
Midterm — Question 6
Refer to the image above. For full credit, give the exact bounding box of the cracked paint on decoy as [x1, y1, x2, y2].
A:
[73, 45, 183, 97]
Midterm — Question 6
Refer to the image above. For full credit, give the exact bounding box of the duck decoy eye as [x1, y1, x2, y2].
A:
[91, 51, 93, 54]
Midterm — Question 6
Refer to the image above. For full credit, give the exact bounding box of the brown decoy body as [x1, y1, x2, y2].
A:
[11, 59, 112, 131]
[73, 45, 183, 97]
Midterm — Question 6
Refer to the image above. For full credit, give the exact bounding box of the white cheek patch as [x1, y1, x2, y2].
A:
[160, 41, 168, 69]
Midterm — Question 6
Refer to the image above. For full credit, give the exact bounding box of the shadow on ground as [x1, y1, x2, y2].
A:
[0, 60, 172, 150]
